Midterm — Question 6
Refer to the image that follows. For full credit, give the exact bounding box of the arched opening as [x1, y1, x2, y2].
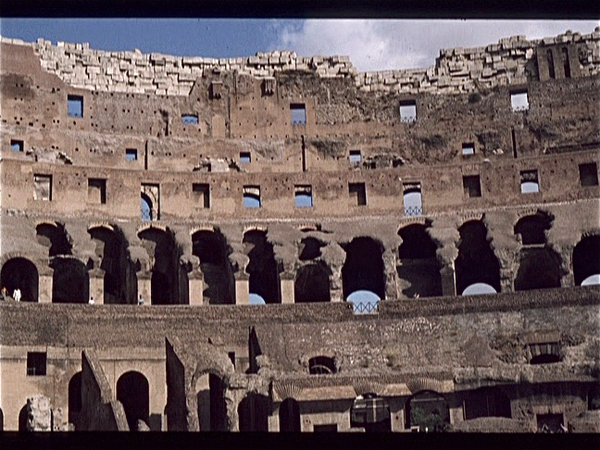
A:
[195, 373, 227, 431]
[141, 194, 153, 221]
[455, 221, 501, 296]
[461, 283, 497, 295]
[51, 258, 89, 303]
[1, 258, 39, 302]
[464, 387, 511, 420]
[138, 227, 188, 305]
[573, 235, 600, 286]
[562, 47, 571, 78]
[249, 294, 266, 305]
[397, 224, 442, 298]
[68, 372, 82, 429]
[89, 226, 137, 304]
[342, 237, 385, 300]
[279, 398, 301, 432]
[116, 371, 150, 431]
[19, 404, 28, 431]
[547, 49, 555, 79]
[308, 356, 336, 375]
[514, 248, 561, 291]
[347, 290, 380, 313]
[295, 263, 331, 303]
[350, 394, 391, 432]
[192, 230, 234, 305]
[36, 222, 72, 256]
[514, 212, 552, 246]
[299, 237, 324, 261]
[243, 230, 280, 304]
[238, 393, 269, 431]
[405, 391, 449, 432]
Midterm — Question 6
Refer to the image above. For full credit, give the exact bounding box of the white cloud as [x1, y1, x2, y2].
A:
[270, 20, 599, 72]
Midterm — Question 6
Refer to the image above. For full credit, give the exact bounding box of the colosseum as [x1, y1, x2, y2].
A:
[0, 28, 599, 433]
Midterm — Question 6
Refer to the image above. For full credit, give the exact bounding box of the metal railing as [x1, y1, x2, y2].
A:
[352, 301, 380, 314]
[404, 206, 423, 217]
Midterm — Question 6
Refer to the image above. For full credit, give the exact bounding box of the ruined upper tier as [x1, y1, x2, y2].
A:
[2, 28, 599, 96]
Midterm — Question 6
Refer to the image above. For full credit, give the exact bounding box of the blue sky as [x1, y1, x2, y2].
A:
[1, 19, 598, 71]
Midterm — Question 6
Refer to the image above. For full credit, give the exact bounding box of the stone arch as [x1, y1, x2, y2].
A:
[455, 220, 501, 295]
[279, 398, 300, 432]
[243, 230, 279, 304]
[405, 390, 449, 431]
[88, 225, 137, 304]
[299, 237, 325, 261]
[514, 211, 553, 246]
[192, 229, 234, 305]
[397, 223, 442, 298]
[51, 257, 89, 303]
[573, 235, 600, 286]
[1, 257, 39, 302]
[68, 371, 82, 428]
[138, 227, 188, 305]
[342, 236, 385, 300]
[238, 392, 269, 431]
[35, 221, 72, 256]
[295, 262, 331, 303]
[308, 356, 337, 374]
[116, 371, 150, 431]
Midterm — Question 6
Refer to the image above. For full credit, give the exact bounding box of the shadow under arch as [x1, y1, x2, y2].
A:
[116, 371, 150, 431]
[1, 257, 39, 302]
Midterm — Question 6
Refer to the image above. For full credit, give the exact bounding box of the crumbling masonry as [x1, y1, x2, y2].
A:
[1, 28, 599, 432]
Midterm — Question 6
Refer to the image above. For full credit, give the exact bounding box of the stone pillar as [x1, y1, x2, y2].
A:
[329, 266, 343, 302]
[388, 398, 406, 432]
[500, 266, 514, 293]
[280, 271, 295, 304]
[39, 273, 53, 303]
[234, 272, 249, 305]
[447, 393, 464, 426]
[188, 272, 204, 306]
[440, 263, 456, 297]
[268, 406, 279, 432]
[137, 272, 151, 305]
[383, 248, 398, 300]
[89, 269, 104, 304]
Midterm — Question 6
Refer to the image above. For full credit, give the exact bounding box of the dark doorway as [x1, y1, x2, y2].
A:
[238, 393, 269, 431]
[68, 372, 82, 429]
[342, 237, 385, 300]
[192, 230, 234, 305]
[51, 258, 89, 303]
[1, 257, 39, 302]
[295, 263, 331, 303]
[116, 371, 150, 431]
[243, 230, 280, 304]
[279, 398, 301, 432]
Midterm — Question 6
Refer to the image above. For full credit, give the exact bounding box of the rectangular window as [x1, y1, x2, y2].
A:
[349, 150, 361, 164]
[462, 143, 475, 156]
[463, 175, 482, 198]
[290, 103, 306, 125]
[192, 183, 210, 208]
[400, 100, 417, 122]
[126, 148, 138, 161]
[10, 139, 24, 152]
[243, 185, 261, 208]
[579, 162, 599, 187]
[33, 174, 52, 201]
[511, 91, 529, 111]
[88, 178, 107, 204]
[520, 170, 539, 193]
[295, 185, 313, 208]
[27, 352, 47, 376]
[67, 95, 83, 117]
[182, 114, 199, 124]
[240, 152, 251, 164]
[349, 182, 366, 206]
[403, 183, 422, 216]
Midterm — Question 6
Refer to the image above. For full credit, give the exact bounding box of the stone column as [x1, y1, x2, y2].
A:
[383, 247, 398, 300]
[39, 273, 53, 303]
[268, 406, 280, 432]
[234, 272, 249, 305]
[280, 271, 295, 304]
[388, 398, 406, 432]
[329, 265, 343, 302]
[137, 271, 152, 305]
[447, 393, 464, 426]
[440, 263, 456, 297]
[88, 269, 104, 304]
[188, 271, 204, 306]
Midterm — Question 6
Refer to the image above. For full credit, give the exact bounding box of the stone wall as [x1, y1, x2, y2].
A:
[1, 28, 599, 97]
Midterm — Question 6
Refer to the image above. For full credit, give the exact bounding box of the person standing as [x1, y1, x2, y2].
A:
[13, 288, 22, 302]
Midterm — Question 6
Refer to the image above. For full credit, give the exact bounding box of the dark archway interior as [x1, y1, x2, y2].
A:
[192, 230, 234, 305]
[309, 356, 336, 374]
[530, 354, 561, 365]
[243, 230, 279, 304]
[117, 371, 150, 431]
[342, 237, 385, 299]
[1, 257, 39, 302]
[89, 226, 137, 304]
[279, 398, 301, 432]
[51, 258, 89, 303]
[464, 387, 511, 420]
[139, 228, 187, 305]
[514, 247, 562, 291]
[238, 393, 269, 431]
[68, 372, 82, 428]
[36, 223, 72, 256]
[588, 384, 600, 410]
[405, 390, 449, 431]
[196, 373, 227, 431]
[455, 221, 501, 295]
[397, 224, 442, 298]
[299, 237, 325, 260]
[514, 212, 553, 246]
[18, 404, 28, 431]
[573, 235, 600, 286]
[295, 263, 330, 303]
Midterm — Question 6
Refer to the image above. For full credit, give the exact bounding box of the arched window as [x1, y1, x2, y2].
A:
[36, 222, 72, 256]
[238, 393, 269, 431]
[68, 372, 82, 429]
[309, 356, 336, 375]
[243, 230, 279, 304]
[192, 230, 234, 305]
[279, 398, 301, 432]
[141, 194, 153, 221]
[1, 257, 39, 302]
[573, 235, 600, 286]
[461, 283, 497, 295]
[19, 404, 28, 431]
[249, 294, 266, 305]
[295, 263, 330, 303]
[405, 391, 449, 432]
[514, 212, 552, 246]
[117, 371, 150, 431]
[195, 373, 227, 431]
[342, 237, 385, 301]
[347, 290, 380, 314]
[51, 258, 89, 303]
